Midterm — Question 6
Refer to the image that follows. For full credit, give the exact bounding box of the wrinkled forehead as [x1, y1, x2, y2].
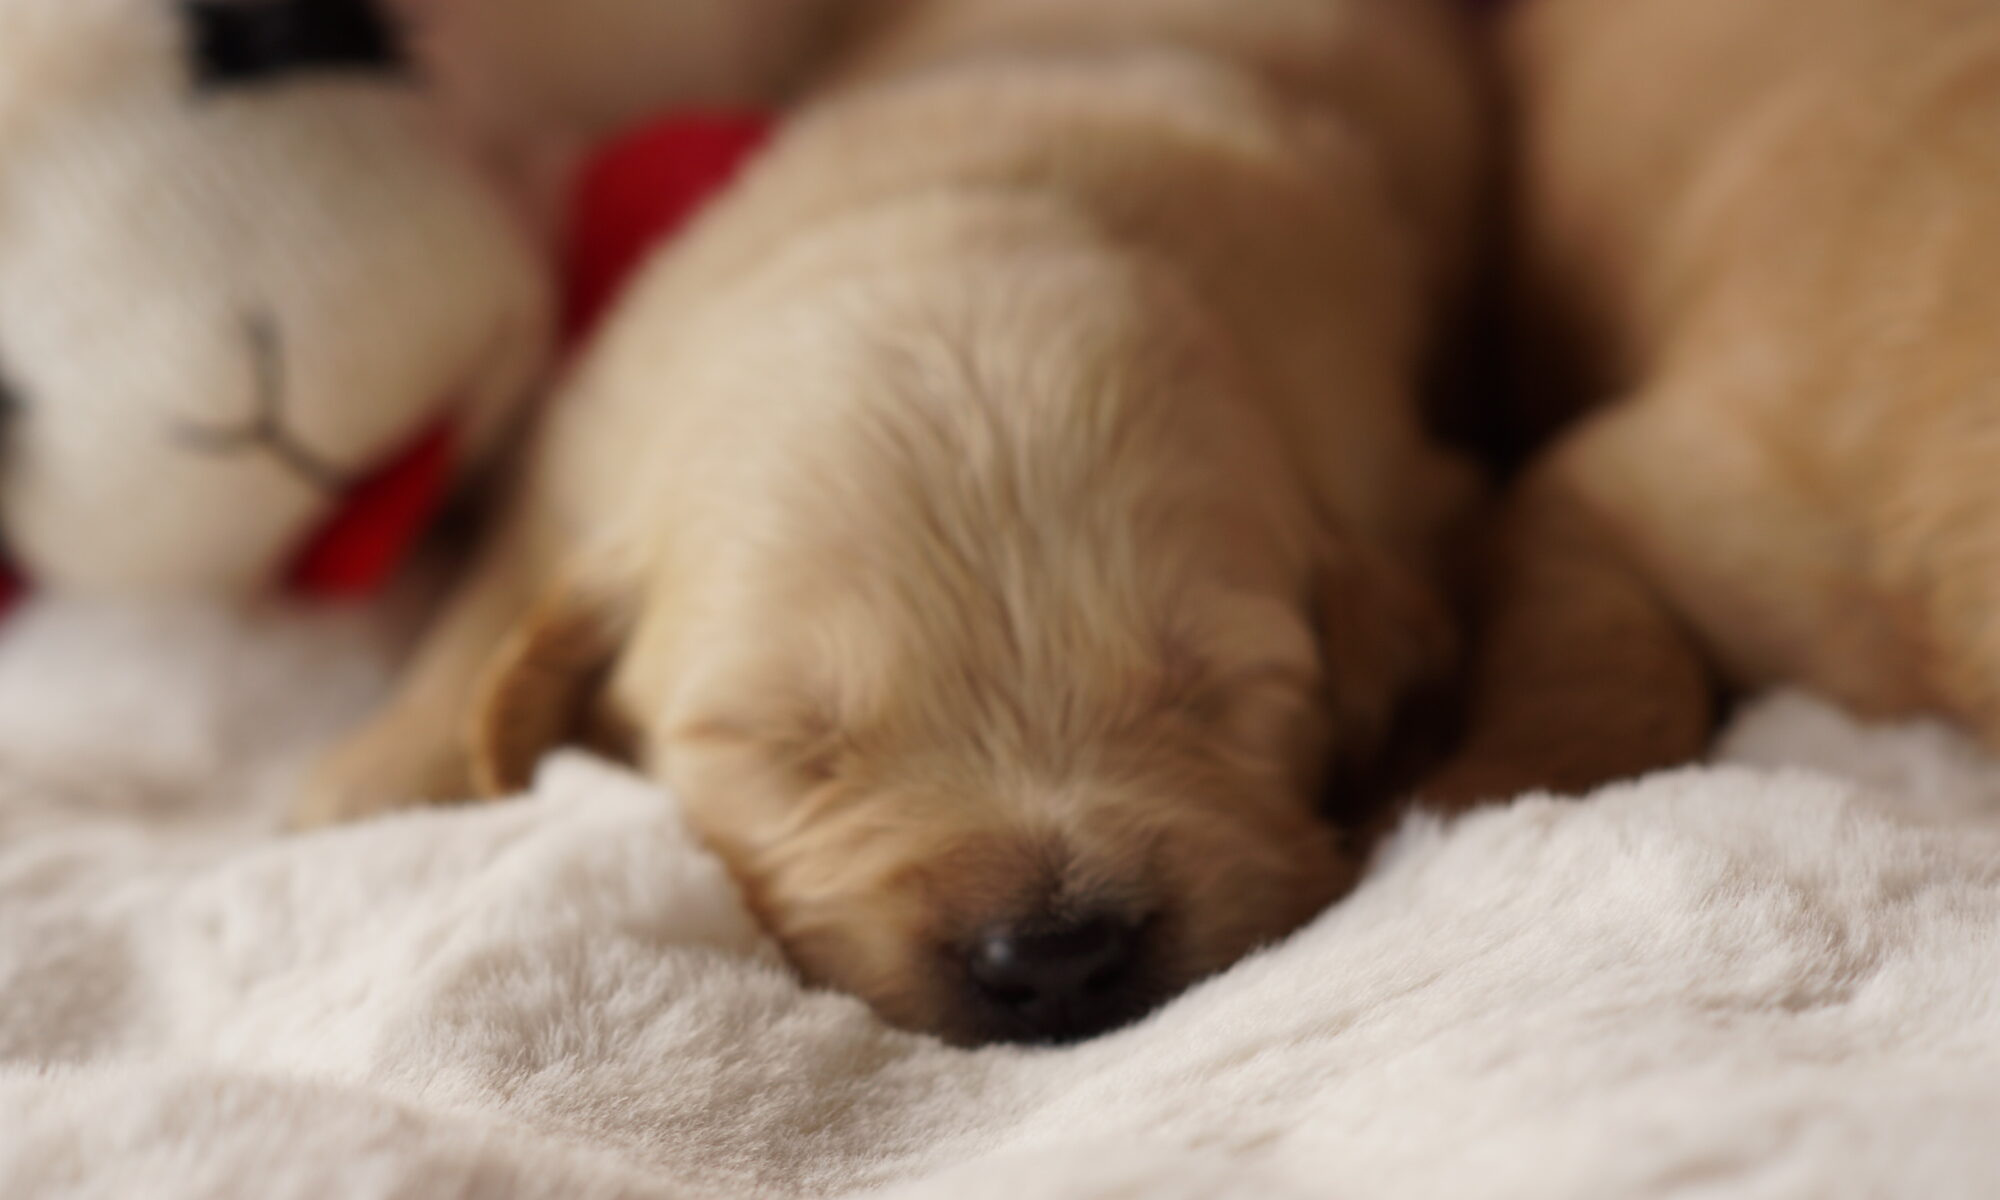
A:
[666, 497, 1321, 747]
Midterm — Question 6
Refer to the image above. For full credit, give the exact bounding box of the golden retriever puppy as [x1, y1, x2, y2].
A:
[299, 0, 1486, 1045]
[1426, 0, 2000, 806]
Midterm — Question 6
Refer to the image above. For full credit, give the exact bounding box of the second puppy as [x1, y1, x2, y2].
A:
[1430, 0, 2000, 805]
[302, 0, 1486, 1045]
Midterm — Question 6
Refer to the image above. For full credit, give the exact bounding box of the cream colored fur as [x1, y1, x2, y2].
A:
[303, 0, 1485, 1041]
[1427, 0, 2000, 808]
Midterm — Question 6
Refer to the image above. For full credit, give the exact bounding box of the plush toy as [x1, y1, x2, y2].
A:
[0, 0, 552, 603]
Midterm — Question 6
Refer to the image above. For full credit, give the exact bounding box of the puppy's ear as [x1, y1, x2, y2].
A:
[1313, 535, 1458, 751]
[468, 575, 635, 796]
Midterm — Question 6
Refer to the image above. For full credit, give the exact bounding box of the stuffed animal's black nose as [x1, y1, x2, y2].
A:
[963, 913, 1150, 1044]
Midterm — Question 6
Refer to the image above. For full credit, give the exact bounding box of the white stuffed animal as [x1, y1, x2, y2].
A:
[0, 0, 550, 598]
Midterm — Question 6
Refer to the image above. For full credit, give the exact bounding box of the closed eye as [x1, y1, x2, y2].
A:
[1152, 655, 1322, 773]
[1160, 595, 1323, 709]
[672, 713, 851, 788]
[1158, 623, 1320, 717]
[1182, 662, 1317, 722]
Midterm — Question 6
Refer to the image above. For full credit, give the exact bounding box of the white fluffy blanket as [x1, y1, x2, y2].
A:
[3, 597, 1998, 1199]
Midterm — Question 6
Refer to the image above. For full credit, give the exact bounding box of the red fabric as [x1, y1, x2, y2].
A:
[287, 419, 458, 597]
[563, 111, 774, 343]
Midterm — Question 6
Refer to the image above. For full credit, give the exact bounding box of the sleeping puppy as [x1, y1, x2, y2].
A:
[1426, 0, 2000, 806]
[298, 0, 1486, 1045]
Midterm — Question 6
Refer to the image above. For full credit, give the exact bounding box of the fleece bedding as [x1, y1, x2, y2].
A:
[2, 593, 1998, 1200]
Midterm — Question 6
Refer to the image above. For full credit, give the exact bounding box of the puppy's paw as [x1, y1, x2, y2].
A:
[289, 719, 473, 832]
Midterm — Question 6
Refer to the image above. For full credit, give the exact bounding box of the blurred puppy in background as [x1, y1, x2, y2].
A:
[302, 0, 1487, 1046]
[1427, 0, 2000, 806]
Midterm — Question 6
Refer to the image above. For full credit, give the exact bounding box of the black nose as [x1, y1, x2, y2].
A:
[963, 913, 1151, 1044]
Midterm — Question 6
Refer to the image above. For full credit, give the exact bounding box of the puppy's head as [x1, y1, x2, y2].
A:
[475, 243, 1451, 1044]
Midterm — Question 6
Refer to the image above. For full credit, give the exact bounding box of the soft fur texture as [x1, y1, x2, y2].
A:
[0, 0, 548, 595]
[1427, 0, 2000, 805]
[4, 601, 2000, 1197]
[303, 0, 1486, 1042]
